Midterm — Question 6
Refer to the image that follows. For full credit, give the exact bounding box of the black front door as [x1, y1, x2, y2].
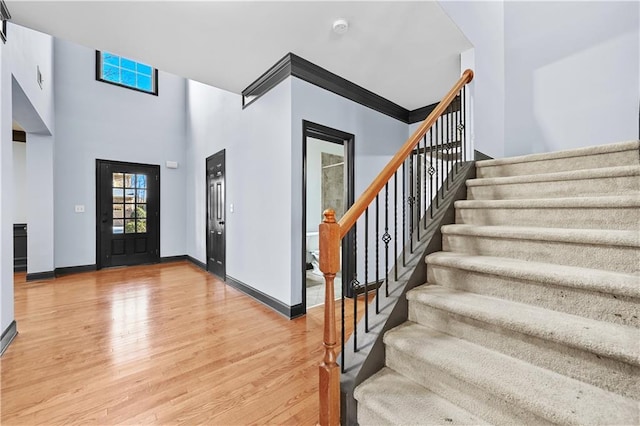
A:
[97, 160, 160, 268]
[206, 150, 226, 279]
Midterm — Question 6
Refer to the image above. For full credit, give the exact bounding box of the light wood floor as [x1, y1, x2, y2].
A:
[1, 262, 365, 425]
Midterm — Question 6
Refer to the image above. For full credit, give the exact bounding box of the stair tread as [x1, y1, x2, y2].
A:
[467, 164, 640, 187]
[476, 140, 639, 168]
[384, 322, 640, 425]
[406, 285, 640, 365]
[355, 367, 489, 425]
[455, 195, 640, 209]
[441, 224, 640, 247]
[425, 252, 640, 299]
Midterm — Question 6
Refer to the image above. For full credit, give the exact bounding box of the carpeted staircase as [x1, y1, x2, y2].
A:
[354, 140, 640, 425]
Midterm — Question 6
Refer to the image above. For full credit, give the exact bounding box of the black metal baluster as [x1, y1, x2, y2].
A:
[364, 208, 369, 333]
[409, 155, 414, 254]
[383, 183, 390, 297]
[429, 129, 435, 218]
[352, 223, 358, 353]
[435, 120, 440, 210]
[439, 116, 444, 205]
[463, 85, 467, 161]
[423, 134, 427, 229]
[375, 194, 380, 314]
[394, 171, 398, 281]
[457, 94, 462, 171]
[402, 162, 406, 266]
[446, 105, 450, 191]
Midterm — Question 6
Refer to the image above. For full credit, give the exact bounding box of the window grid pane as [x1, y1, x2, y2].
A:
[112, 172, 148, 235]
[99, 51, 156, 94]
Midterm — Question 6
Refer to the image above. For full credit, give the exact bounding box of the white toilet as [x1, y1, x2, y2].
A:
[306, 232, 323, 276]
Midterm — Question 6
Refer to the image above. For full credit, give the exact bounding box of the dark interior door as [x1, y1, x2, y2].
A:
[206, 150, 226, 278]
[97, 160, 160, 268]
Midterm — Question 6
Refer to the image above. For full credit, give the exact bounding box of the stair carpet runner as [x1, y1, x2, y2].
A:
[354, 140, 640, 425]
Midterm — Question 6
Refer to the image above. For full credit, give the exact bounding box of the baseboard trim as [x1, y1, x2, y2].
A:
[26, 271, 55, 281]
[0, 320, 17, 356]
[160, 255, 188, 263]
[474, 150, 493, 161]
[55, 264, 97, 277]
[186, 256, 207, 271]
[226, 275, 302, 319]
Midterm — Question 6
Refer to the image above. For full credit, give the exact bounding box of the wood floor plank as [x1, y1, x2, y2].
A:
[1, 262, 369, 425]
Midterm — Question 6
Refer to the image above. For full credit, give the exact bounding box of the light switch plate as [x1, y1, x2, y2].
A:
[75, 205, 85, 213]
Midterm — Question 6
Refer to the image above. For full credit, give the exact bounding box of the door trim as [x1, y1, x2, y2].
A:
[206, 150, 226, 280]
[302, 120, 355, 314]
[95, 159, 161, 270]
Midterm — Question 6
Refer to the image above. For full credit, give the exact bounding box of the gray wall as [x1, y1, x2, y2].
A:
[53, 38, 187, 268]
[440, 0, 639, 158]
[291, 76, 409, 305]
[186, 77, 294, 305]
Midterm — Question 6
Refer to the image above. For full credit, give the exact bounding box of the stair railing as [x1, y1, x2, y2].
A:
[318, 69, 474, 425]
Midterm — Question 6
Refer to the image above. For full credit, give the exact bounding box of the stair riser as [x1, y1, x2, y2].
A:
[426, 264, 640, 328]
[455, 207, 640, 231]
[357, 406, 394, 426]
[385, 346, 552, 425]
[476, 150, 640, 178]
[467, 175, 639, 200]
[442, 234, 640, 274]
[408, 303, 640, 399]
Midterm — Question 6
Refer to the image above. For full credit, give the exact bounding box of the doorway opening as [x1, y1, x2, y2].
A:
[302, 121, 354, 312]
[96, 160, 160, 269]
[206, 150, 226, 280]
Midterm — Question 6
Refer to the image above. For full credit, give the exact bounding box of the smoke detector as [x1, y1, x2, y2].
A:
[332, 19, 349, 35]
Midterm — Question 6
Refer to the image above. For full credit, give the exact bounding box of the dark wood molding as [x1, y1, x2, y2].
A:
[186, 255, 207, 271]
[0, 0, 10, 44]
[160, 255, 188, 263]
[0, 320, 17, 356]
[12, 130, 26, 142]
[54, 264, 97, 277]
[26, 271, 55, 282]
[242, 52, 446, 124]
[226, 275, 302, 320]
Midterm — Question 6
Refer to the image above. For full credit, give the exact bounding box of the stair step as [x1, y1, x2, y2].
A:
[467, 165, 640, 200]
[354, 367, 488, 425]
[407, 285, 640, 398]
[441, 224, 640, 274]
[384, 322, 640, 425]
[476, 140, 640, 178]
[454, 195, 640, 230]
[425, 252, 640, 327]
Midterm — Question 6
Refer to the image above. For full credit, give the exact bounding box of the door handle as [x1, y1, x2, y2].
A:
[218, 221, 225, 225]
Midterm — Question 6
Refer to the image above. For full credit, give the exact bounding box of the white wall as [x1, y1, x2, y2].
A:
[0, 36, 14, 336]
[186, 77, 294, 305]
[292, 76, 409, 305]
[12, 141, 26, 223]
[53, 38, 187, 268]
[503, 1, 639, 155]
[439, 1, 639, 158]
[306, 137, 344, 233]
[6, 23, 54, 135]
[438, 1, 505, 158]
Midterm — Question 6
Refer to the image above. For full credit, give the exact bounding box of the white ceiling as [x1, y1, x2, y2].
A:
[6, 1, 471, 110]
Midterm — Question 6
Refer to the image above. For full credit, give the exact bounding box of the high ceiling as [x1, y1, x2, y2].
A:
[6, 1, 471, 110]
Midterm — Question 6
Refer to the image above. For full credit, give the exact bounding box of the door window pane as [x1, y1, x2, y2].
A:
[136, 189, 147, 203]
[125, 189, 135, 203]
[125, 174, 135, 188]
[136, 204, 147, 218]
[125, 219, 136, 234]
[136, 220, 147, 233]
[113, 219, 124, 234]
[124, 204, 136, 218]
[136, 174, 147, 188]
[112, 173, 124, 187]
[113, 204, 124, 219]
[113, 189, 124, 203]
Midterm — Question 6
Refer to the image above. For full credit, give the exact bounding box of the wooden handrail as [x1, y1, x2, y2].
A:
[338, 69, 474, 238]
[319, 69, 474, 426]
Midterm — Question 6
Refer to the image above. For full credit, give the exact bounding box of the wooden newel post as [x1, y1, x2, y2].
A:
[318, 209, 341, 426]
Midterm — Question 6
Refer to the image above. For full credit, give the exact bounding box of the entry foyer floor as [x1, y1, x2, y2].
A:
[1, 262, 364, 425]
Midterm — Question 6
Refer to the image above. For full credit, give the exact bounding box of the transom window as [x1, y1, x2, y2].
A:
[96, 51, 158, 95]
[112, 173, 148, 234]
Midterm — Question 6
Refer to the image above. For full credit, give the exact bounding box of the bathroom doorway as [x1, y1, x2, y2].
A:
[302, 121, 354, 311]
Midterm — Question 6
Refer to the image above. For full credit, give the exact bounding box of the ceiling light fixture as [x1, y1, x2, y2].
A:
[332, 19, 349, 35]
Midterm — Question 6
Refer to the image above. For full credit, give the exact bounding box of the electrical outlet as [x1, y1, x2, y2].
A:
[74, 205, 85, 213]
